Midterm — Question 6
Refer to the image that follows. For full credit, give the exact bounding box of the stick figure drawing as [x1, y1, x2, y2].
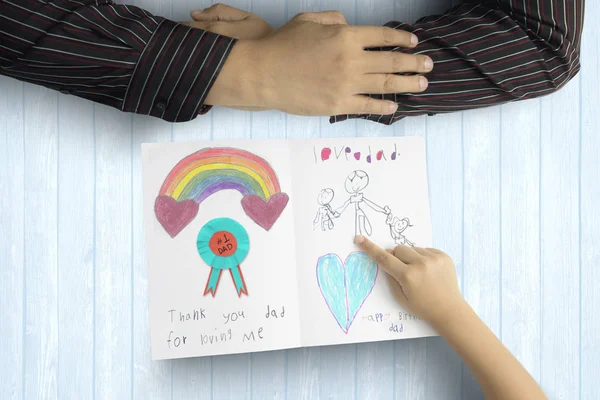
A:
[313, 171, 416, 239]
[313, 188, 339, 231]
[386, 213, 415, 247]
[335, 170, 390, 236]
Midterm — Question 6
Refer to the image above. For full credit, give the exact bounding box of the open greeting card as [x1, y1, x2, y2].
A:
[142, 136, 436, 360]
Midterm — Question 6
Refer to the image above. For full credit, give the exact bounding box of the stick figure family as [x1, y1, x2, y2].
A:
[313, 170, 415, 246]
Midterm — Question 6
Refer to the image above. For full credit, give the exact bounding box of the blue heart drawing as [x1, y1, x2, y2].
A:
[316, 252, 378, 333]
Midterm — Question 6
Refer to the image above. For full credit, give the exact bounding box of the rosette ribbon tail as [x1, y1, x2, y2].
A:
[204, 268, 222, 297]
[230, 266, 248, 297]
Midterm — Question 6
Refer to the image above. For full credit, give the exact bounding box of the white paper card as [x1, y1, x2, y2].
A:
[142, 137, 436, 360]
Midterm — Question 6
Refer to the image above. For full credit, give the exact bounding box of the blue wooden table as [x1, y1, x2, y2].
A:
[1, 1, 598, 399]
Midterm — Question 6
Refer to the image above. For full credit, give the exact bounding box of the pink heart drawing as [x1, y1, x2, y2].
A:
[241, 193, 289, 231]
[154, 196, 199, 238]
[354, 152, 361, 160]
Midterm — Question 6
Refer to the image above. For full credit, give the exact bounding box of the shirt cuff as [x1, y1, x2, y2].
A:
[122, 19, 236, 123]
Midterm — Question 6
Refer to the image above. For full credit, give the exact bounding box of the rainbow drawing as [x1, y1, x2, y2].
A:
[154, 147, 289, 237]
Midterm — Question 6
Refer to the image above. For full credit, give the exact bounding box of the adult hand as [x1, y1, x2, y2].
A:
[206, 11, 434, 115]
[181, 3, 274, 40]
[354, 235, 464, 326]
[181, 4, 274, 111]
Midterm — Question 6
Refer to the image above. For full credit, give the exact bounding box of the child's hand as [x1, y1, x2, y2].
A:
[385, 213, 393, 224]
[354, 235, 465, 327]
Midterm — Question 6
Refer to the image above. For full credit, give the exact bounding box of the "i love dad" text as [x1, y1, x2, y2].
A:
[313, 144, 399, 164]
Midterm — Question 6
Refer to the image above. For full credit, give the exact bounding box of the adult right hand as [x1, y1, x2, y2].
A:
[206, 11, 433, 116]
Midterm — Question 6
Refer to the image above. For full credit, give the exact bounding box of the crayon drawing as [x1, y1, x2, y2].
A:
[316, 252, 378, 333]
[197, 218, 250, 298]
[154, 147, 289, 237]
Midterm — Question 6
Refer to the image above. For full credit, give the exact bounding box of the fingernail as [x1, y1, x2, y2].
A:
[354, 235, 365, 244]
[191, 9, 205, 16]
[419, 77, 429, 90]
[410, 34, 419, 45]
[424, 57, 433, 71]
[388, 103, 398, 113]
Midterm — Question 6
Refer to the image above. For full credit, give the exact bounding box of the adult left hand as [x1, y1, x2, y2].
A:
[181, 3, 274, 40]
[181, 4, 274, 111]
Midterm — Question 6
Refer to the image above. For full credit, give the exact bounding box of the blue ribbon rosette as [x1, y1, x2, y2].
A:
[197, 218, 250, 297]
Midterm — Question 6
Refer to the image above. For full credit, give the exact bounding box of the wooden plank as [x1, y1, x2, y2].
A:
[169, 115, 213, 398]
[0, 77, 25, 400]
[318, 344, 357, 400]
[94, 105, 132, 399]
[500, 100, 541, 382]
[394, 338, 426, 400]
[286, 348, 320, 400]
[128, 1, 176, 399]
[395, 0, 452, 22]
[356, 341, 394, 400]
[424, 113, 463, 400]
[168, 1, 215, 397]
[171, 3, 257, 399]
[392, 3, 450, 399]
[22, 84, 59, 400]
[171, 357, 212, 400]
[170, 82, 214, 400]
[4, 0, 598, 398]
[172, 0, 212, 21]
[132, 115, 173, 400]
[57, 95, 95, 399]
[394, 115, 427, 400]
[246, 6, 289, 398]
[539, 77, 581, 399]
[580, 1, 600, 397]
[282, 3, 322, 394]
[213, 354, 252, 400]
[354, 0, 396, 398]
[313, 0, 359, 397]
[208, 3, 254, 396]
[461, 107, 501, 399]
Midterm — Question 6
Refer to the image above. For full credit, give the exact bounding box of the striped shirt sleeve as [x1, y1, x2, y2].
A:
[0, 0, 236, 122]
[332, 0, 585, 125]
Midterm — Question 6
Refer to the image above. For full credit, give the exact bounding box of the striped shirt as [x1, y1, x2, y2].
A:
[0, 0, 235, 122]
[1, 1, 585, 125]
[334, 0, 585, 124]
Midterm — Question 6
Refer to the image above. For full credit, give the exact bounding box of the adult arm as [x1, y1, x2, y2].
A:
[334, 0, 585, 124]
[363, 197, 388, 213]
[0, 0, 235, 122]
[335, 199, 352, 215]
[1, 3, 435, 120]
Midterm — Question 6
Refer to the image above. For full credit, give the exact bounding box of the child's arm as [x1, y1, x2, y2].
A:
[354, 235, 547, 400]
[327, 210, 339, 219]
[435, 301, 546, 400]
